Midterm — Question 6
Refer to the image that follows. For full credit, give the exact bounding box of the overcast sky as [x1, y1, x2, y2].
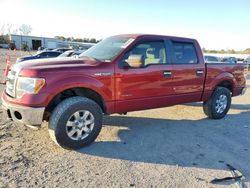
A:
[0, 0, 250, 50]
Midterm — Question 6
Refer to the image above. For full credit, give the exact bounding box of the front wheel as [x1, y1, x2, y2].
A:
[48, 96, 103, 149]
[203, 87, 231, 119]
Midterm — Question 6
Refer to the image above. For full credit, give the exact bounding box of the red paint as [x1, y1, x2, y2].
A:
[2, 34, 247, 114]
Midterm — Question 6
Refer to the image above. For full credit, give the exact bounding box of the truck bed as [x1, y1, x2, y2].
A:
[203, 63, 247, 100]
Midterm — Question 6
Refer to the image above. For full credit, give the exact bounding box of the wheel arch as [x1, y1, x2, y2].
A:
[202, 72, 235, 101]
[44, 87, 106, 121]
[216, 80, 233, 93]
[213, 72, 235, 93]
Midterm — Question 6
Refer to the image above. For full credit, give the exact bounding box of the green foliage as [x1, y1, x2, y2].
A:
[21, 43, 29, 51]
[203, 48, 250, 54]
[54, 36, 101, 43]
[243, 48, 250, 54]
[0, 34, 10, 44]
[55, 36, 66, 41]
[89, 38, 97, 43]
[19, 24, 32, 35]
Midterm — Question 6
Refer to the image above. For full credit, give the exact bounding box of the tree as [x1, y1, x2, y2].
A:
[243, 48, 250, 54]
[6, 24, 12, 35]
[19, 24, 32, 35]
[54, 35, 100, 43]
[0, 34, 10, 44]
[12, 28, 18, 34]
[73, 38, 84, 42]
[55, 36, 66, 41]
[0, 24, 5, 35]
[89, 38, 97, 43]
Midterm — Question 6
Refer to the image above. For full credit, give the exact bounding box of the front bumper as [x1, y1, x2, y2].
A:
[1, 97, 45, 126]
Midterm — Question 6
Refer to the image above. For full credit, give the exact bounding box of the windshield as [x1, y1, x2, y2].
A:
[79, 36, 134, 61]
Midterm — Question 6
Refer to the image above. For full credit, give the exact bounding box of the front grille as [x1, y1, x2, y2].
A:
[6, 69, 17, 98]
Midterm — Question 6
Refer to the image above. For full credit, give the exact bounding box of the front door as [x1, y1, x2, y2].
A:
[114, 39, 175, 113]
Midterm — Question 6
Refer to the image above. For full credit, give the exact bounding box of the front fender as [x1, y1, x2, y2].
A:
[40, 74, 112, 106]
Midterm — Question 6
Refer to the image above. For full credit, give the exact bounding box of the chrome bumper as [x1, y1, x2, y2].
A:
[1, 98, 45, 126]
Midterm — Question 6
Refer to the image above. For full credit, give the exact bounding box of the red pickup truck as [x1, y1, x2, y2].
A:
[1, 34, 248, 149]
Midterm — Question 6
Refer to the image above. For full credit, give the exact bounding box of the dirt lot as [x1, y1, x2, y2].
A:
[0, 49, 250, 187]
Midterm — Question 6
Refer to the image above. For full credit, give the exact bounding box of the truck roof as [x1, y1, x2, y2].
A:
[114, 34, 196, 42]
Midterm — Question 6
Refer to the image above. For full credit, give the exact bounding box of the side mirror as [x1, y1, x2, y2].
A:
[124, 55, 143, 68]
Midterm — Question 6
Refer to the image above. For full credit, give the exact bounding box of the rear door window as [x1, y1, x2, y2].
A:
[171, 42, 198, 64]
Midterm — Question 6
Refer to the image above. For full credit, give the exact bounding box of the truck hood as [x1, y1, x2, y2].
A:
[12, 57, 101, 75]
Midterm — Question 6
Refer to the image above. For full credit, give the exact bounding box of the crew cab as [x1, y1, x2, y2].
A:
[1, 34, 248, 149]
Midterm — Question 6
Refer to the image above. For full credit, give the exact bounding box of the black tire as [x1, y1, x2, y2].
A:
[48, 96, 103, 149]
[203, 87, 231, 119]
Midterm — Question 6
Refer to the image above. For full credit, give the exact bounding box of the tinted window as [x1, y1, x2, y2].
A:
[172, 42, 198, 64]
[205, 56, 218, 62]
[49, 52, 61, 57]
[122, 41, 167, 66]
[39, 52, 49, 57]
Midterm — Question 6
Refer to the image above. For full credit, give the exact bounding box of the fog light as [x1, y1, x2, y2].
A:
[14, 111, 22, 120]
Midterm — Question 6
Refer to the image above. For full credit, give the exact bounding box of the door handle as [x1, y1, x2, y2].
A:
[196, 69, 204, 77]
[163, 71, 172, 78]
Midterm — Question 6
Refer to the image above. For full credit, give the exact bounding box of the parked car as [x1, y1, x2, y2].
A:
[221, 57, 237, 63]
[37, 47, 54, 54]
[57, 50, 86, 58]
[0, 43, 9, 49]
[78, 44, 95, 51]
[237, 57, 244, 62]
[16, 51, 62, 63]
[52, 48, 72, 53]
[2, 34, 248, 149]
[244, 56, 250, 71]
[204, 55, 221, 63]
[37, 46, 45, 51]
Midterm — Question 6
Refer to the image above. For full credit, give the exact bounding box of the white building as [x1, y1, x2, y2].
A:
[10, 34, 94, 50]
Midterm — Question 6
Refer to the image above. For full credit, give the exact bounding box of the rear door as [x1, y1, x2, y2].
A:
[169, 40, 205, 103]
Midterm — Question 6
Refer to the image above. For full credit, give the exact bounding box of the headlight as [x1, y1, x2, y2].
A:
[16, 77, 45, 99]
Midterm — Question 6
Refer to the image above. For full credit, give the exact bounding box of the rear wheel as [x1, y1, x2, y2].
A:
[48, 96, 103, 149]
[203, 87, 231, 119]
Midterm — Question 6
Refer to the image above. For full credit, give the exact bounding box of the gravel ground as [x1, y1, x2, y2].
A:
[0, 49, 250, 187]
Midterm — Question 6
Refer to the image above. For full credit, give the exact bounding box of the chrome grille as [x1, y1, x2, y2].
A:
[6, 69, 17, 97]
